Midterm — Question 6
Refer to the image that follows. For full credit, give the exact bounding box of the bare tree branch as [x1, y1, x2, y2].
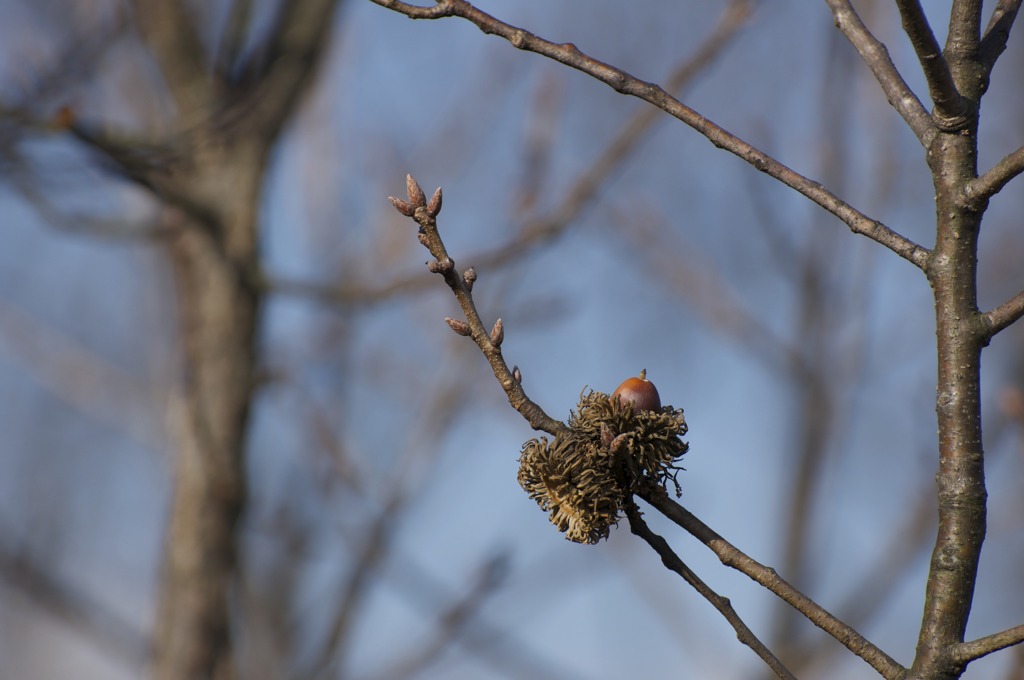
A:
[363, 555, 508, 680]
[895, 0, 968, 129]
[371, 0, 930, 269]
[236, 0, 341, 140]
[309, 496, 403, 678]
[982, 288, 1024, 338]
[980, 0, 1023, 70]
[624, 502, 797, 680]
[265, 0, 754, 309]
[967, 144, 1024, 202]
[805, 480, 935, 670]
[955, 624, 1024, 664]
[638, 486, 905, 680]
[824, 0, 936, 144]
[0, 540, 150, 671]
[388, 176, 567, 436]
[216, 0, 256, 78]
[0, 295, 162, 446]
[948, 0, 984, 57]
[128, 0, 213, 115]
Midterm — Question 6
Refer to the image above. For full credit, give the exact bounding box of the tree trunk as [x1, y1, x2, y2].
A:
[153, 203, 262, 680]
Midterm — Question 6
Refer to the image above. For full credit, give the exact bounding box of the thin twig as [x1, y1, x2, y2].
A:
[824, 0, 936, 144]
[0, 532, 150, 670]
[266, 0, 754, 309]
[638, 486, 905, 680]
[308, 495, 404, 679]
[389, 175, 567, 436]
[371, 0, 930, 269]
[980, 0, 1023, 70]
[363, 555, 507, 680]
[955, 624, 1024, 664]
[894, 0, 967, 129]
[982, 288, 1024, 338]
[624, 502, 797, 680]
[967, 144, 1024, 203]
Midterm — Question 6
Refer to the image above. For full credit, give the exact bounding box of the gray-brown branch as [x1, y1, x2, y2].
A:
[894, 0, 967, 129]
[624, 502, 797, 680]
[639, 486, 905, 680]
[388, 175, 567, 437]
[825, 0, 936, 145]
[370, 0, 930, 269]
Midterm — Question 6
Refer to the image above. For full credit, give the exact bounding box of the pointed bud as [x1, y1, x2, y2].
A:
[463, 267, 477, 290]
[490, 318, 504, 347]
[513, 365, 522, 384]
[445, 317, 472, 336]
[389, 196, 415, 216]
[427, 186, 443, 216]
[406, 174, 426, 207]
[417, 232, 430, 248]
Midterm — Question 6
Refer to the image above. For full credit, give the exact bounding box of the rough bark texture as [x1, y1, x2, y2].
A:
[912, 109, 987, 680]
[909, 9, 989, 678]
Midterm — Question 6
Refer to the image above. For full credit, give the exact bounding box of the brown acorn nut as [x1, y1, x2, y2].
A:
[611, 369, 662, 412]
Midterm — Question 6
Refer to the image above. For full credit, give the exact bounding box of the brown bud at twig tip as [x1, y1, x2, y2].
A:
[388, 196, 415, 217]
[445, 317, 472, 336]
[490, 318, 504, 347]
[463, 267, 477, 290]
[427, 187, 443, 216]
[513, 365, 522, 384]
[406, 174, 426, 207]
[427, 258, 453, 274]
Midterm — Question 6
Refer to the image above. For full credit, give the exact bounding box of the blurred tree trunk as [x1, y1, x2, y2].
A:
[108, 2, 343, 678]
[154, 180, 262, 680]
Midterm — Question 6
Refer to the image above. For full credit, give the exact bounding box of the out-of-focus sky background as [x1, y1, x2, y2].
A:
[1, 1, 1023, 678]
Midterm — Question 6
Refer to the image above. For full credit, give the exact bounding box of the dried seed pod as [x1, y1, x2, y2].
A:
[389, 196, 415, 216]
[490, 318, 504, 347]
[513, 365, 522, 383]
[518, 389, 688, 544]
[463, 267, 477, 290]
[611, 369, 662, 412]
[608, 432, 631, 456]
[445, 317, 472, 336]
[427, 186, 443, 216]
[406, 174, 426, 207]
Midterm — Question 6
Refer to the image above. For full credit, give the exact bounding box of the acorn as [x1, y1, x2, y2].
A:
[611, 369, 662, 412]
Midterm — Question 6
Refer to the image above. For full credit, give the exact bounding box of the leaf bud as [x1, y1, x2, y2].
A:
[490, 318, 504, 347]
[389, 196, 415, 216]
[406, 174, 426, 207]
[463, 267, 477, 290]
[427, 186, 443, 216]
[445, 317, 472, 336]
